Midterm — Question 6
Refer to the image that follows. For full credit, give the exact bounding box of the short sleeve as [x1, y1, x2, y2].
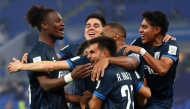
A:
[57, 44, 79, 60]
[161, 40, 179, 62]
[28, 49, 47, 63]
[93, 70, 113, 100]
[66, 55, 90, 71]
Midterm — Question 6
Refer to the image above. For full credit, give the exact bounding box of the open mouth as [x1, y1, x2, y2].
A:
[88, 33, 95, 37]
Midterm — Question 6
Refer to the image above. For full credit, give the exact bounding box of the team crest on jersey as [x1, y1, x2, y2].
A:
[33, 56, 42, 62]
[154, 52, 160, 59]
[168, 45, 177, 55]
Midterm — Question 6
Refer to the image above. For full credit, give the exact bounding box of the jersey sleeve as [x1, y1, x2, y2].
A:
[66, 55, 90, 71]
[28, 49, 47, 63]
[127, 52, 141, 63]
[161, 40, 179, 62]
[93, 69, 113, 100]
[130, 71, 144, 92]
[57, 44, 79, 60]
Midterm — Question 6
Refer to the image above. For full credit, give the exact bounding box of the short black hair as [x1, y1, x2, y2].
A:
[89, 36, 117, 56]
[25, 4, 55, 31]
[85, 13, 106, 26]
[142, 10, 169, 36]
[104, 22, 126, 38]
[77, 40, 89, 56]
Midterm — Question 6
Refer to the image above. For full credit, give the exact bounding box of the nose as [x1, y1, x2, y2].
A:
[139, 27, 143, 33]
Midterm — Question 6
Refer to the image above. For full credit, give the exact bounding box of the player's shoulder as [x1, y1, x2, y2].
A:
[164, 40, 179, 47]
[131, 37, 143, 46]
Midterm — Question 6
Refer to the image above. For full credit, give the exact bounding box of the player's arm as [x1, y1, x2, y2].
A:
[88, 95, 103, 109]
[8, 58, 70, 73]
[135, 80, 151, 106]
[91, 56, 139, 81]
[36, 63, 92, 91]
[122, 45, 176, 76]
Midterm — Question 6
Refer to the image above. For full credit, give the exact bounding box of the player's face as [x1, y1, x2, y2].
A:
[139, 19, 157, 44]
[84, 18, 103, 40]
[45, 12, 65, 40]
[87, 43, 105, 65]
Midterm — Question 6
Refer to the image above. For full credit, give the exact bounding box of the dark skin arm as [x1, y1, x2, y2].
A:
[91, 56, 139, 81]
[88, 95, 103, 109]
[135, 78, 151, 107]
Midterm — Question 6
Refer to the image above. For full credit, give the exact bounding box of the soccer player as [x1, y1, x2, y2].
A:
[21, 13, 106, 109]
[86, 36, 134, 109]
[20, 4, 92, 109]
[122, 10, 179, 109]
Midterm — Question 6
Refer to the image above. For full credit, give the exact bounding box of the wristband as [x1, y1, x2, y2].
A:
[140, 48, 146, 56]
[64, 73, 73, 83]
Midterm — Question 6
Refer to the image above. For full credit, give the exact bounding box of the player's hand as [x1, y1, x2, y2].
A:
[7, 57, 23, 74]
[91, 58, 109, 81]
[163, 34, 176, 42]
[82, 90, 93, 104]
[80, 90, 92, 109]
[71, 63, 92, 80]
[121, 45, 141, 55]
[21, 53, 28, 63]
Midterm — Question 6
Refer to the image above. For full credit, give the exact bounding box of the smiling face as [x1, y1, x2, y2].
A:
[44, 12, 65, 40]
[84, 18, 103, 40]
[139, 19, 157, 44]
[87, 43, 105, 65]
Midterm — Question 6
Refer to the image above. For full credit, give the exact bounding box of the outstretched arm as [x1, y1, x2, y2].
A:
[88, 95, 103, 109]
[8, 58, 70, 73]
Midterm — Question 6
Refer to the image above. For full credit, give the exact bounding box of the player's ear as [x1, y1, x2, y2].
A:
[113, 34, 119, 41]
[41, 22, 48, 30]
[154, 27, 161, 34]
[103, 50, 109, 57]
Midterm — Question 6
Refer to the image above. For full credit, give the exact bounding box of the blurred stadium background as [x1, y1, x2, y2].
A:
[0, 0, 190, 109]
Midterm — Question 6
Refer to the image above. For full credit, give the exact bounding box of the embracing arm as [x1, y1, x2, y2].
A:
[108, 56, 139, 70]
[88, 95, 103, 109]
[22, 60, 70, 72]
[37, 73, 67, 91]
[142, 52, 173, 76]
[11, 60, 70, 73]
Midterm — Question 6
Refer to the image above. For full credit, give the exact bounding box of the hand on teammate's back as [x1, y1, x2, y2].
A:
[22, 53, 28, 63]
[71, 63, 92, 80]
[163, 34, 176, 42]
[91, 58, 109, 81]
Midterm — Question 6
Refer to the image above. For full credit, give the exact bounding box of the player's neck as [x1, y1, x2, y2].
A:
[39, 32, 55, 49]
[116, 41, 125, 53]
[149, 35, 163, 48]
